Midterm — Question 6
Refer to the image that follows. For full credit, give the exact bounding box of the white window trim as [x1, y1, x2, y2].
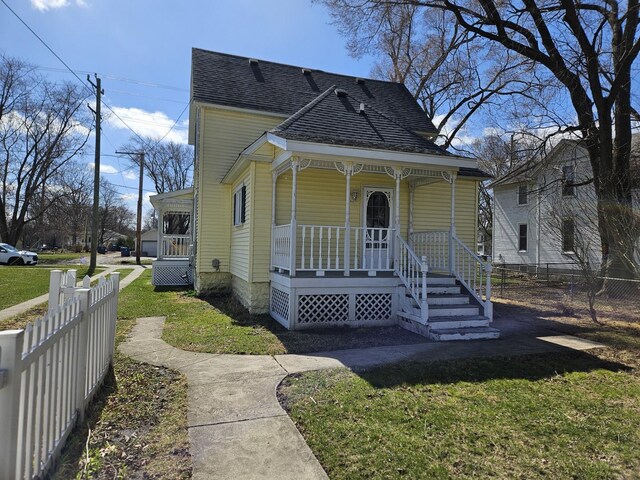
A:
[518, 223, 528, 252]
[233, 183, 246, 226]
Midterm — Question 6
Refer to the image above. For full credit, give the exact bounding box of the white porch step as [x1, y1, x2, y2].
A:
[428, 315, 490, 330]
[397, 310, 426, 324]
[428, 304, 479, 317]
[428, 326, 500, 341]
[426, 285, 461, 295]
[427, 275, 457, 285]
[426, 294, 469, 305]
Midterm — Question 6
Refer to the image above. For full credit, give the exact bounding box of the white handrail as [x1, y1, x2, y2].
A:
[451, 234, 493, 320]
[160, 234, 191, 258]
[395, 231, 429, 322]
[298, 225, 345, 271]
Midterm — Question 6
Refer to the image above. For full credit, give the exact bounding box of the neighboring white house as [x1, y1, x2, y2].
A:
[491, 139, 639, 269]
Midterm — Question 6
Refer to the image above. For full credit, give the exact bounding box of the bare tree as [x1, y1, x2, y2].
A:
[319, 1, 540, 149]
[98, 178, 134, 245]
[320, 0, 640, 291]
[0, 54, 91, 245]
[120, 138, 193, 194]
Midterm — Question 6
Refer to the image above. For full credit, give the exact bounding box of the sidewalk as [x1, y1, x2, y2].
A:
[0, 264, 146, 322]
[119, 316, 604, 480]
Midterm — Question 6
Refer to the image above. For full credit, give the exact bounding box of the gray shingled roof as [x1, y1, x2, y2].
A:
[192, 48, 437, 134]
[270, 86, 450, 156]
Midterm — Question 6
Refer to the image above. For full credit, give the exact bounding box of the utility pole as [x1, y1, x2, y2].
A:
[87, 74, 103, 276]
[116, 150, 144, 266]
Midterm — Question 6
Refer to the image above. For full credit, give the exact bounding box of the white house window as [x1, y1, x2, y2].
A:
[562, 165, 575, 196]
[562, 219, 575, 253]
[517, 184, 528, 205]
[518, 224, 528, 251]
[233, 184, 246, 226]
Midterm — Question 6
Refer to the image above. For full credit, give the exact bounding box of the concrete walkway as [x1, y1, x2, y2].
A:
[0, 264, 146, 322]
[119, 316, 604, 480]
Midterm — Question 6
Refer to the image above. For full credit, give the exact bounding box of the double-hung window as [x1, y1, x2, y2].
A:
[517, 184, 528, 205]
[562, 219, 575, 253]
[518, 224, 528, 252]
[233, 184, 247, 226]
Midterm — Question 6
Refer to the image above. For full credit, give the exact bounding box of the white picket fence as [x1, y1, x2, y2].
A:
[0, 269, 120, 480]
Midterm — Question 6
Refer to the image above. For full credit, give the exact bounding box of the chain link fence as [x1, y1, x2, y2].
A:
[492, 262, 640, 321]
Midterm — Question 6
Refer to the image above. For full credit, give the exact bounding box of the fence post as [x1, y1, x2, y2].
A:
[75, 288, 91, 422]
[48, 269, 62, 313]
[64, 270, 77, 304]
[109, 272, 121, 362]
[82, 275, 91, 288]
[0, 329, 25, 480]
[485, 257, 493, 321]
[421, 255, 429, 323]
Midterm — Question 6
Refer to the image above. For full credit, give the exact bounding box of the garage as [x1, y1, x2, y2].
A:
[140, 229, 158, 257]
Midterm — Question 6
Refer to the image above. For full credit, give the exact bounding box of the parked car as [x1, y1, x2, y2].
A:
[0, 243, 39, 265]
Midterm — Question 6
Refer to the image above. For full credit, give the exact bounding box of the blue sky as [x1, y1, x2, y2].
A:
[0, 0, 374, 212]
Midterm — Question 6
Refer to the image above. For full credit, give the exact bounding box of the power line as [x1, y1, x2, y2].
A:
[1, 0, 180, 148]
[35, 66, 189, 92]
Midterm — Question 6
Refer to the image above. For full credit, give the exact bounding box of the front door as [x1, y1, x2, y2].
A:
[363, 188, 393, 270]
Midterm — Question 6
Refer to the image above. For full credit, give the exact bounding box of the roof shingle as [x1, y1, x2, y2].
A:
[191, 48, 437, 135]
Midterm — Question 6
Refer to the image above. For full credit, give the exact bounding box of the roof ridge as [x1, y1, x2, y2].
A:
[272, 86, 337, 132]
[192, 47, 404, 86]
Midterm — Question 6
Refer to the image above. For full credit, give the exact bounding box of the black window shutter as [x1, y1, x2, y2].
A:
[241, 185, 247, 223]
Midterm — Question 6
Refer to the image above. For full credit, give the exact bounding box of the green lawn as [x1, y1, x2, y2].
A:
[0, 266, 106, 310]
[117, 271, 429, 355]
[36, 252, 88, 264]
[280, 329, 640, 479]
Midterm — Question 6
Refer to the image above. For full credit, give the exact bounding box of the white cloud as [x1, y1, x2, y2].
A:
[120, 193, 137, 202]
[107, 107, 188, 144]
[88, 163, 118, 174]
[31, 0, 86, 11]
[123, 170, 137, 180]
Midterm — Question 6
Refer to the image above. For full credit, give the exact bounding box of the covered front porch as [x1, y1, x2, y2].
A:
[266, 156, 495, 337]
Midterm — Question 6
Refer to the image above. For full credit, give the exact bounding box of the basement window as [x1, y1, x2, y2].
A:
[233, 184, 247, 226]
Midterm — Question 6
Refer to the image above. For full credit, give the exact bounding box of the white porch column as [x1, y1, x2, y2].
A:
[408, 183, 415, 247]
[290, 159, 299, 276]
[270, 171, 277, 271]
[449, 171, 457, 273]
[271, 171, 277, 227]
[394, 168, 402, 233]
[343, 164, 352, 276]
[157, 205, 164, 259]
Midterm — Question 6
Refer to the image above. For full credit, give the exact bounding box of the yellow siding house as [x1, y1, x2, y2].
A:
[150, 49, 499, 341]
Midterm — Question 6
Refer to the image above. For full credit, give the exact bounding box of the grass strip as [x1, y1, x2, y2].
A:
[279, 349, 640, 479]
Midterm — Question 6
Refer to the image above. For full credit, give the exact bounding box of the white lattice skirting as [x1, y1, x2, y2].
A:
[152, 263, 194, 286]
[270, 283, 396, 329]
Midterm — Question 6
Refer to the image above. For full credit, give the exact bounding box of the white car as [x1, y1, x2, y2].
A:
[0, 243, 39, 265]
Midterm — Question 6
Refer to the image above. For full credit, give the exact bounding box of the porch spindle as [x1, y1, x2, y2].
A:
[335, 229, 340, 270]
[301, 226, 306, 269]
[310, 226, 315, 270]
[421, 255, 429, 323]
[319, 227, 323, 271]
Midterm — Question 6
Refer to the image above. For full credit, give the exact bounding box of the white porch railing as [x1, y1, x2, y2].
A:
[0, 270, 120, 480]
[451, 234, 493, 319]
[273, 224, 395, 274]
[160, 234, 191, 258]
[272, 224, 292, 271]
[299, 225, 346, 271]
[411, 230, 449, 272]
[395, 232, 428, 323]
